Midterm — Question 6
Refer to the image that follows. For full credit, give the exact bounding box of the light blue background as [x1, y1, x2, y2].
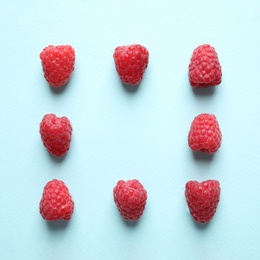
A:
[1, 1, 260, 259]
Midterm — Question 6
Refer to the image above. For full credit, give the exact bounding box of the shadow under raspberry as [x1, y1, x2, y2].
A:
[121, 81, 140, 93]
[46, 219, 70, 230]
[123, 219, 140, 228]
[115, 209, 141, 228]
[192, 151, 214, 161]
[192, 85, 217, 96]
[193, 220, 210, 230]
[48, 152, 68, 163]
[48, 80, 70, 94]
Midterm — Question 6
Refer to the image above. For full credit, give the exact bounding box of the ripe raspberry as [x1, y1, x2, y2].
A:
[40, 179, 74, 221]
[185, 180, 221, 223]
[113, 179, 147, 221]
[188, 113, 222, 154]
[113, 44, 149, 85]
[188, 44, 222, 88]
[39, 114, 72, 157]
[40, 45, 75, 87]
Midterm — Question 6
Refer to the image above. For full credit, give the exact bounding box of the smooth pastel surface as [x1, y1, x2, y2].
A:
[1, 1, 260, 259]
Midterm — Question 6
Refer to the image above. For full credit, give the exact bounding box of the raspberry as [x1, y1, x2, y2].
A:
[113, 179, 147, 221]
[188, 44, 222, 88]
[40, 179, 74, 221]
[113, 44, 149, 85]
[188, 113, 222, 154]
[185, 180, 221, 223]
[40, 45, 75, 87]
[39, 114, 72, 157]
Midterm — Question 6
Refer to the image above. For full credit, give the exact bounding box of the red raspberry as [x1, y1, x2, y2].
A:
[188, 44, 222, 88]
[188, 113, 222, 154]
[40, 45, 75, 87]
[40, 179, 74, 221]
[185, 180, 221, 223]
[39, 114, 72, 157]
[113, 179, 147, 221]
[113, 44, 149, 85]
